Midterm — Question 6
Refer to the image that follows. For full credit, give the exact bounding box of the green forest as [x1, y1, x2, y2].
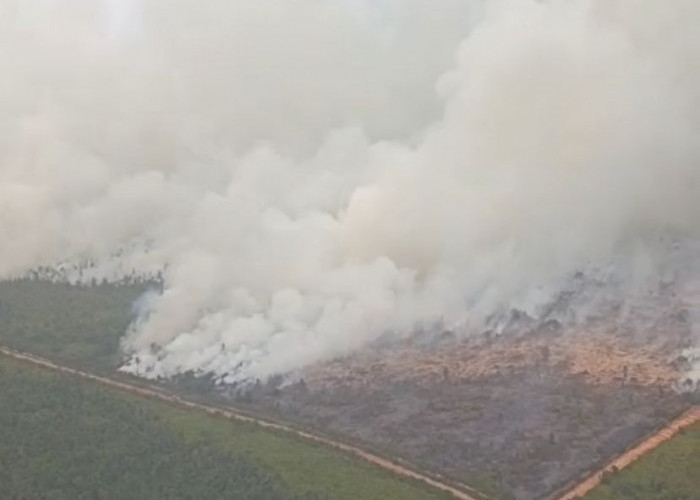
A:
[583, 421, 700, 500]
[0, 280, 449, 500]
[0, 357, 320, 500]
[0, 357, 448, 500]
[0, 279, 147, 370]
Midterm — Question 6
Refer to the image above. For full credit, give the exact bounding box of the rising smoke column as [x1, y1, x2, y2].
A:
[1, 0, 699, 381]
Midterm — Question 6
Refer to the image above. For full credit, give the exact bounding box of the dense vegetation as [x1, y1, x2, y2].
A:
[0, 279, 147, 369]
[0, 357, 318, 500]
[0, 280, 449, 500]
[583, 421, 700, 500]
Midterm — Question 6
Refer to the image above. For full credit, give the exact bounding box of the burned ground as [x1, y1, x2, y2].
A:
[1, 280, 697, 500]
[233, 328, 696, 500]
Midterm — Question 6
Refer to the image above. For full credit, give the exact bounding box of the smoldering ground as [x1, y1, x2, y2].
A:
[1, 0, 700, 382]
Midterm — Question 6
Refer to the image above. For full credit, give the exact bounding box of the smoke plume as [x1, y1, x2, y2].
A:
[1, 0, 700, 381]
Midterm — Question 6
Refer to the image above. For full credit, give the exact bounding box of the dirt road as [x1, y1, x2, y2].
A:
[0, 345, 483, 500]
[555, 405, 700, 500]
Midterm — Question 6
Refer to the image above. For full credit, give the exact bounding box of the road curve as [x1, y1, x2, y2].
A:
[554, 405, 700, 500]
[0, 345, 483, 500]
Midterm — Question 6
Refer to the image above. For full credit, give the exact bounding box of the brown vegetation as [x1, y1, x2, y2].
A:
[304, 330, 680, 390]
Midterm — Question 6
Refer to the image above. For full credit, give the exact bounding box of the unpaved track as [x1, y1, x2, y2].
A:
[555, 405, 700, 500]
[0, 346, 483, 500]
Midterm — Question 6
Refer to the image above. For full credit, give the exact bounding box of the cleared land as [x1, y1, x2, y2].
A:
[254, 329, 693, 500]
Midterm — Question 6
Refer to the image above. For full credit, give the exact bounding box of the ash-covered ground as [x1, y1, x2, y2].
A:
[217, 286, 699, 500]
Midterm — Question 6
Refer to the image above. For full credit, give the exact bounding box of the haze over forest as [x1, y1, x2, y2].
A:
[2, 0, 700, 382]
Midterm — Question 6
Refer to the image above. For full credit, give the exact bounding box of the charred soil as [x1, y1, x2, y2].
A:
[236, 330, 695, 500]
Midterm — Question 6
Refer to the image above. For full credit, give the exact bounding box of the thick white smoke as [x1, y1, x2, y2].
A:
[1, 0, 700, 381]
